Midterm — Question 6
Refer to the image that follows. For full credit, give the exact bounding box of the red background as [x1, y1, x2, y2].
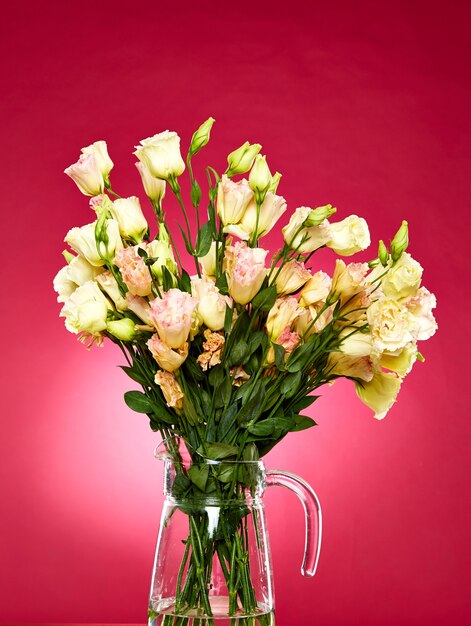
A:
[1, 1, 470, 624]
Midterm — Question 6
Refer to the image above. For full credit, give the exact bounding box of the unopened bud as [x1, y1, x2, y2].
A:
[268, 172, 282, 194]
[189, 117, 215, 157]
[304, 204, 336, 227]
[226, 141, 262, 177]
[62, 250, 75, 264]
[106, 317, 137, 341]
[391, 220, 409, 262]
[249, 154, 272, 204]
[378, 240, 389, 266]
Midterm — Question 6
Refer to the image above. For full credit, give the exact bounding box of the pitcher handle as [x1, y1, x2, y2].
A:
[265, 470, 322, 577]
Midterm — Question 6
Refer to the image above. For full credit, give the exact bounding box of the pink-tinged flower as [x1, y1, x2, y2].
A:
[276, 327, 300, 354]
[149, 288, 198, 349]
[404, 286, 438, 341]
[295, 304, 333, 337]
[273, 260, 311, 296]
[328, 353, 375, 382]
[125, 293, 154, 326]
[147, 335, 188, 372]
[64, 153, 105, 196]
[155, 371, 184, 410]
[330, 259, 370, 302]
[114, 246, 152, 297]
[224, 241, 268, 305]
[135, 162, 166, 203]
[197, 329, 225, 371]
[266, 297, 301, 340]
[217, 175, 254, 226]
[81, 141, 114, 184]
[355, 370, 402, 420]
[299, 271, 332, 306]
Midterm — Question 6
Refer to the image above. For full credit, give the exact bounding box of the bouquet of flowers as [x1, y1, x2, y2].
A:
[54, 118, 437, 624]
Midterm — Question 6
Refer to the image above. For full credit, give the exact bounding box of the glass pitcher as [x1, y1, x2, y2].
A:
[148, 440, 322, 626]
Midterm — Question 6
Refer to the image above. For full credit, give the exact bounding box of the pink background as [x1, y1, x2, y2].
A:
[1, 1, 470, 624]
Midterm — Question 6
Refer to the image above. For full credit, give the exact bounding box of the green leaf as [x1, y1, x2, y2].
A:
[217, 402, 239, 440]
[247, 331, 266, 356]
[178, 270, 191, 293]
[197, 442, 238, 460]
[224, 303, 234, 334]
[273, 343, 286, 371]
[172, 473, 192, 499]
[215, 272, 229, 295]
[161, 265, 174, 291]
[251, 284, 277, 311]
[214, 377, 232, 408]
[236, 381, 266, 428]
[291, 414, 317, 431]
[195, 221, 213, 257]
[280, 371, 302, 398]
[209, 364, 225, 387]
[286, 342, 313, 373]
[188, 464, 209, 491]
[227, 340, 249, 367]
[124, 390, 154, 413]
[291, 395, 319, 411]
[178, 225, 194, 255]
[120, 365, 149, 386]
[190, 179, 202, 208]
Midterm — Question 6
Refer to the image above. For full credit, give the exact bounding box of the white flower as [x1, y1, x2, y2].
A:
[339, 331, 373, 358]
[96, 271, 127, 311]
[282, 206, 332, 253]
[272, 260, 311, 296]
[134, 131, 185, 181]
[355, 370, 402, 420]
[60, 280, 111, 335]
[135, 162, 166, 203]
[217, 175, 254, 226]
[191, 276, 230, 331]
[381, 252, 423, 299]
[232, 192, 287, 240]
[109, 196, 148, 242]
[326, 215, 370, 256]
[367, 297, 414, 353]
[199, 241, 217, 277]
[53, 266, 77, 303]
[266, 297, 301, 340]
[65, 220, 122, 266]
[381, 343, 417, 377]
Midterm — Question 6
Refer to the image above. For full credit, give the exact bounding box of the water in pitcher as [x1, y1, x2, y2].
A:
[148, 596, 275, 626]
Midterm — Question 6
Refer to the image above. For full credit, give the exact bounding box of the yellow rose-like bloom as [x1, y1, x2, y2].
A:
[326, 215, 370, 256]
[355, 370, 402, 420]
[266, 297, 301, 340]
[381, 252, 423, 299]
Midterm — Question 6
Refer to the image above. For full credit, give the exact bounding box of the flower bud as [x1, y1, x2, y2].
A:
[391, 220, 409, 263]
[378, 239, 389, 266]
[106, 317, 137, 341]
[62, 250, 75, 264]
[249, 155, 272, 204]
[189, 117, 215, 156]
[303, 204, 337, 227]
[268, 172, 282, 194]
[226, 141, 262, 177]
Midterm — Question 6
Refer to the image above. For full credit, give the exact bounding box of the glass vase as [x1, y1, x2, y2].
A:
[148, 439, 322, 626]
